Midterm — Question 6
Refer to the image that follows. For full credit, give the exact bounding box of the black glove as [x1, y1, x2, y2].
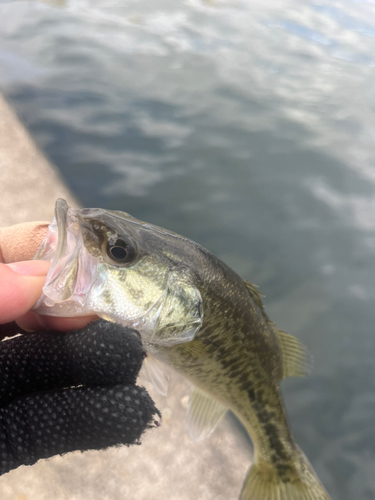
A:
[0, 319, 160, 475]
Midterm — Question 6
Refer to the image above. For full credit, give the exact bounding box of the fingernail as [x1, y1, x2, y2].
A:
[7, 260, 50, 276]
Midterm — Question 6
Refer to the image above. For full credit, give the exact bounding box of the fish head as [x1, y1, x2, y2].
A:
[34, 199, 203, 346]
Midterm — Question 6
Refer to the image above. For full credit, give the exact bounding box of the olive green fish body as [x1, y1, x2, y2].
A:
[148, 254, 305, 485]
[34, 200, 332, 500]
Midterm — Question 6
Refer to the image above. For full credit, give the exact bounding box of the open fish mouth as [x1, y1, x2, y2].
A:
[46, 199, 81, 302]
[33, 199, 96, 314]
[34, 198, 71, 263]
[54, 198, 69, 261]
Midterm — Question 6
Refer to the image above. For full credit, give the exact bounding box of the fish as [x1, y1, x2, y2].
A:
[34, 198, 332, 500]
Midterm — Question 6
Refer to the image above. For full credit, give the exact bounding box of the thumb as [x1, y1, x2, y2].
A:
[0, 261, 50, 325]
[0, 222, 49, 263]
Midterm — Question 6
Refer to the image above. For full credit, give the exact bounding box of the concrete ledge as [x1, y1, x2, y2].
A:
[0, 94, 78, 226]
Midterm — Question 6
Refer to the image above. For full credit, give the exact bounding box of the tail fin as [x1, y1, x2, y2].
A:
[240, 452, 331, 500]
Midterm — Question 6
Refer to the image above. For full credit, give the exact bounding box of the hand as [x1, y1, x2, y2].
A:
[0, 222, 98, 332]
[0, 224, 160, 476]
[0, 319, 160, 475]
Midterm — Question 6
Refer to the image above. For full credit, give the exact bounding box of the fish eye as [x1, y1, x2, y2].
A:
[106, 238, 136, 265]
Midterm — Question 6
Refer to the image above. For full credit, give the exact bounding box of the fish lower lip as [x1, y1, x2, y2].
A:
[55, 198, 69, 258]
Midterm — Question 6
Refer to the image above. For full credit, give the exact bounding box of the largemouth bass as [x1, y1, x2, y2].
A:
[34, 199, 331, 500]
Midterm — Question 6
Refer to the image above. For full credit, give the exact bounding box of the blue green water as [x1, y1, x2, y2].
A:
[1, 0, 375, 498]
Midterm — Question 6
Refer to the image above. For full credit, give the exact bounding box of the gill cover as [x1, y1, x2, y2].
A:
[151, 267, 203, 346]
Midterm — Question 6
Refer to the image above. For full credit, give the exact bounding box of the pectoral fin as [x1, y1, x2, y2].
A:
[142, 353, 170, 396]
[187, 387, 227, 442]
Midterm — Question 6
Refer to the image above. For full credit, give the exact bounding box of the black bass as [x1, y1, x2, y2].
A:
[34, 199, 331, 500]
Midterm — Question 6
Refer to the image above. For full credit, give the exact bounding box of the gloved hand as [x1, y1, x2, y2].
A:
[0, 222, 160, 475]
[0, 319, 160, 476]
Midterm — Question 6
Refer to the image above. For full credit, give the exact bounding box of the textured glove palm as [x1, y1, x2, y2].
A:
[0, 319, 160, 475]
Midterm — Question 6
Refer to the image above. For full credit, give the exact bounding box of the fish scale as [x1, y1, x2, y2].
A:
[34, 199, 332, 500]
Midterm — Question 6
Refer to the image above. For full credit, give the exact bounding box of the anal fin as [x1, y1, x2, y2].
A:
[187, 387, 227, 442]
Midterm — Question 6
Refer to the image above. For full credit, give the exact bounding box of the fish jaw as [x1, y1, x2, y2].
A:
[33, 201, 100, 316]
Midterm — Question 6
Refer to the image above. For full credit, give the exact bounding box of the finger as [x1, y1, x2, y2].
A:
[15, 312, 46, 333]
[16, 312, 99, 332]
[0, 262, 50, 325]
[0, 320, 145, 407]
[0, 222, 49, 263]
[36, 314, 100, 332]
[0, 384, 160, 475]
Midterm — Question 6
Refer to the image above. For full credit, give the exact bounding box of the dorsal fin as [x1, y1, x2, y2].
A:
[244, 280, 270, 322]
[244, 279, 309, 379]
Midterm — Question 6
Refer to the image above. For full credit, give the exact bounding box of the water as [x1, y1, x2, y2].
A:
[1, 0, 375, 497]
